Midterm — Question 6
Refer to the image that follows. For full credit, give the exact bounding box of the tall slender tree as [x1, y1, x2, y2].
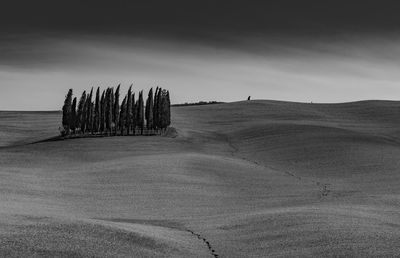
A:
[108, 88, 113, 134]
[137, 90, 145, 134]
[71, 97, 77, 134]
[145, 88, 154, 130]
[153, 87, 159, 129]
[110, 87, 115, 132]
[84, 90, 89, 134]
[113, 84, 120, 135]
[131, 93, 136, 134]
[105, 88, 111, 134]
[90, 101, 95, 134]
[89, 89, 94, 133]
[94, 87, 101, 133]
[62, 89, 73, 135]
[100, 90, 106, 133]
[159, 89, 171, 131]
[77, 90, 86, 133]
[80, 93, 87, 133]
[85, 88, 93, 134]
[156, 88, 162, 129]
[166, 90, 171, 127]
[126, 85, 133, 135]
[120, 96, 127, 135]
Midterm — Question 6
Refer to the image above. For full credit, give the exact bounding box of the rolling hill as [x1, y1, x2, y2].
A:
[0, 100, 400, 257]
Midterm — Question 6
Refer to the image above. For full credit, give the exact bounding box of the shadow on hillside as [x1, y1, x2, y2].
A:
[32, 127, 178, 144]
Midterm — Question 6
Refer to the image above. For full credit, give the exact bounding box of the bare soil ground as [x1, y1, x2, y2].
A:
[1, 100, 400, 257]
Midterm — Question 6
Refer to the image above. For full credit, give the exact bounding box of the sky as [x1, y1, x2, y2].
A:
[2, 1, 400, 110]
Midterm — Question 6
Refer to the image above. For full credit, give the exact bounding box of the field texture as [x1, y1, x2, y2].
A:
[1, 100, 400, 257]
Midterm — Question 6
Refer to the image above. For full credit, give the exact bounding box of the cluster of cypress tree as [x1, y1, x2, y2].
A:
[61, 85, 171, 136]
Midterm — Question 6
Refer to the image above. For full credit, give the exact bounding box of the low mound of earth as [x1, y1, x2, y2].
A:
[1, 100, 400, 257]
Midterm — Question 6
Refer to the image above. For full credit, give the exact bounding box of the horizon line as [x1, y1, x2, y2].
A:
[1, 98, 399, 112]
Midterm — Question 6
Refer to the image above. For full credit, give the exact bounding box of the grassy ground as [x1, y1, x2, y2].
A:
[1, 100, 400, 257]
[0, 111, 60, 147]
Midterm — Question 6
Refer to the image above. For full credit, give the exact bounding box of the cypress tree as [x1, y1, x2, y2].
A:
[90, 101, 95, 134]
[160, 89, 169, 130]
[145, 88, 154, 130]
[126, 85, 132, 135]
[120, 96, 127, 135]
[90, 88, 94, 133]
[80, 91, 88, 133]
[94, 87, 101, 133]
[82, 100, 87, 133]
[100, 90, 106, 133]
[156, 88, 162, 129]
[153, 87, 159, 129]
[108, 88, 113, 134]
[137, 90, 145, 134]
[71, 97, 77, 134]
[113, 84, 120, 135]
[105, 88, 109, 132]
[166, 90, 171, 127]
[62, 89, 73, 135]
[145, 91, 150, 124]
[89, 89, 94, 134]
[84, 90, 89, 134]
[110, 87, 115, 132]
[105, 88, 111, 134]
[131, 93, 137, 135]
[135, 94, 139, 134]
[85, 88, 93, 134]
[76, 91, 86, 132]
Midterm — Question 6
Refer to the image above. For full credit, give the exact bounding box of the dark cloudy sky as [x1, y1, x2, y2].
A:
[2, 1, 400, 110]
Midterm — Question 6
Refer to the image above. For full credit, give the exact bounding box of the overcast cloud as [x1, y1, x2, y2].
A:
[1, 1, 400, 110]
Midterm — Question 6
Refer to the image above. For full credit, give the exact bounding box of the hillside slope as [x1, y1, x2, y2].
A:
[1, 100, 400, 257]
[0, 111, 60, 147]
[173, 100, 400, 191]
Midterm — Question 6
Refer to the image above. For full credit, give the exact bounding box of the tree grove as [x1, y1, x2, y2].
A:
[61, 86, 171, 137]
